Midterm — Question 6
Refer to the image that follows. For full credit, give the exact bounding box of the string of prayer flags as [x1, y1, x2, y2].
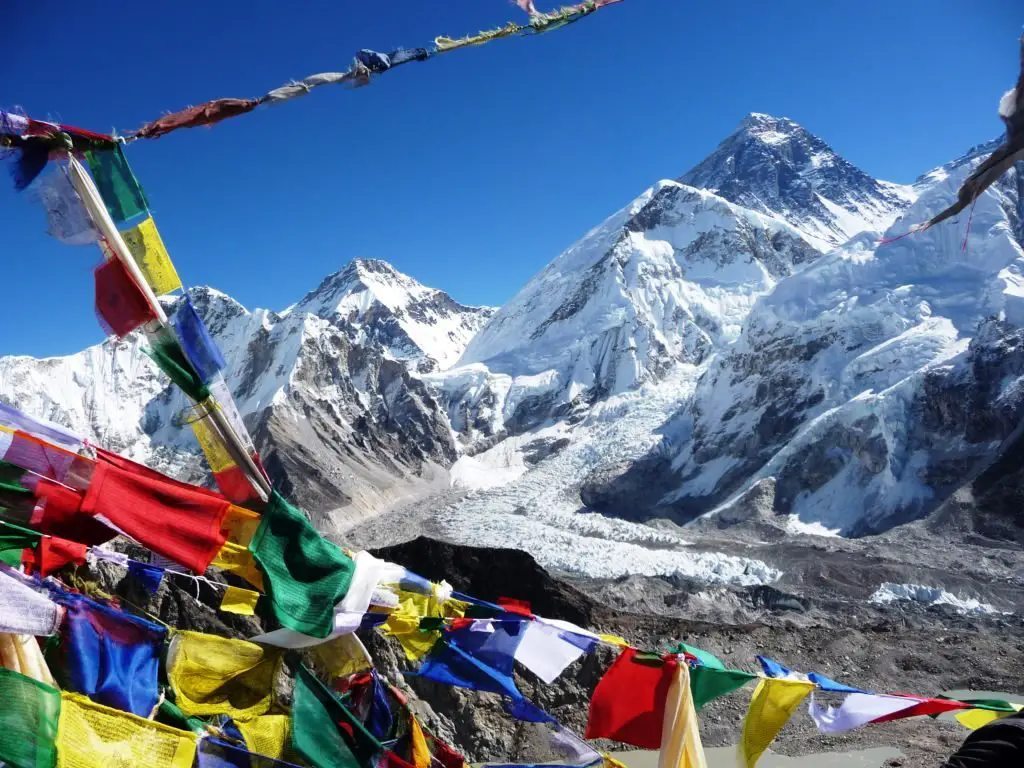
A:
[738, 678, 815, 768]
[220, 584, 260, 615]
[292, 664, 381, 768]
[585, 648, 677, 749]
[94, 255, 158, 338]
[84, 146, 149, 224]
[134, 98, 260, 140]
[51, 590, 166, 717]
[166, 631, 282, 720]
[56, 692, 197, 768]
[173, 296, 227, 384]
[0, 667, 60, 768]
[248, 490, 356, 638]
[121, 217, 182, 296]
[82, 455, 230, 573]
[381, 588, 469, 661]
[30, 164, 98, 245]
[0, 566, 63, 636]
[658, 663, 707, 768]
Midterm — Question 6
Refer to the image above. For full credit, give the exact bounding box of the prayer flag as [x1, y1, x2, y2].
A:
[409, 717, 431, 768]
[121, 217, 182, 296]
[128, 561, 164, 594]
[85, 146, 149, 224]
[211, 540, 265, 591]
[672, 643, 725, 670]
[0, 522, 39, 567]
[56, 692, 197, 768]
[94, 256, 157, 338]
[198, 738, 303, 768]
[167, 631, 281, 720]
[33, 478, 115, 546]
[0, 567, 63, 636]
[53, 591, 166, 717]
[658, 662, 707, 768]
[146, 331, 210, 403]
[0, 667, 60, 768]
[311, 633, 373, 680]
[24, 534, 87, 576]
[81, 458, 230, 573]
[6, 430, 83, 486]
[220, 585, 260, 616]
[868, 695, 969, 723]
[806, 673, 861, 694]
[173, 296, 226, 384]
[738, 678, 814, 768]
[32, 164, 97, 245]
[413, 634, 521, 702]
[808, 692, 921, 734]
[514, 621, 586, 684]
[956, 707, 1022, 730]
[585, 649, 677, 749]
[234, 715, 292, 761]
[0, 402, 83, 453]
[248, 491, 355, 638]
[292, 665, 379, 768]
[381, 589, 468, 661]
[689, 666, 757, 711]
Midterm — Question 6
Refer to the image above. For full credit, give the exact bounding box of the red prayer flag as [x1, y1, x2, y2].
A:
[213, 463, 262, 505]
[497, 597, 533, 617]
[585, 647, 677, 749]
[81, 459, 230, 573]
[24, 535, 88, 576]
[870, 696, 970, 723]
[94, 256, 156, 338]
[33, 477, 116, 546]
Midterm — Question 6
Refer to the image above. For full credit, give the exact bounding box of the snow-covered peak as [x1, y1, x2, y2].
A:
[680, 113, 915, 249]
[293, 258, 495, 372]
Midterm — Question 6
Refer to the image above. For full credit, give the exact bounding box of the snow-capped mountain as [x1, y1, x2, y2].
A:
[584, 141, 1024, 537]
[430, 180, 821, 447]
[0, 266, 478, 530]
[680, 113, 915, 249]
[290, 258, 494, 373]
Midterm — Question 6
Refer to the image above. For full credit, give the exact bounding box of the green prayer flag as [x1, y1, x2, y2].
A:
[939, 696, 1019, 713]
[0, 522, 39, 568]
[249, 492, 356, 638]
[145, 332, 210, 403]
[690, 666, 757, 711]
[85, 145, 149, 224]
[673, 642, 726, 670]
[293, 666, 380, 768]
[157, 697, 207, 735]
[0, 667, 61, 768]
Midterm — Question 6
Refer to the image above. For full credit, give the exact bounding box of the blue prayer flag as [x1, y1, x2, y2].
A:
[757, 656, 793, 679]
[128, 561, 164, 594]
[198, 738, 303, 768]
[807, 672, 862, 693]
[173, 296, 227, 385]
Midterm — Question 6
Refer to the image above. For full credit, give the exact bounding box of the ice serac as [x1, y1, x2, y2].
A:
[291, 258, 495, 373]
[588, 144, 1024, 537]
[432, 180, 821, 447]
[0, 265, 463, 530]
[680, 113, 915, 249]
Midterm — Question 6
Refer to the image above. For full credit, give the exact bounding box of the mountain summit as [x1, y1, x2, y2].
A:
[680, 113, 915, 248]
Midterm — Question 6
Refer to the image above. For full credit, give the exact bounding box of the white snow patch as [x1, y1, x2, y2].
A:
[870, 584, 1007, 616]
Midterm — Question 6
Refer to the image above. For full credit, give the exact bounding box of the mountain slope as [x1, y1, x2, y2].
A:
[680, 113, 915, 249]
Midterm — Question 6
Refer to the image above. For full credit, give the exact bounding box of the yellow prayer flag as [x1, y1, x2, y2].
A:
[739, 678, 814, 768]
[192, 416, 236, 473]
[658, 663, 707, 768]
[56, 692, 197, 768]
[223, 505, 261, 547]
[381, 589, 469, 662]
[220, 585, 260, 616]
[234, 715, 290, 760]
[599, 634, 629, 647]
[312, 633, 373, 680]
[410, 716, 432, 768]
[167, 631, 281, 720]
[120, 217, 182, 296]
[602, 755, 628, 768]
[955, 705, 1023, 731]
[210, 540, 265, 592]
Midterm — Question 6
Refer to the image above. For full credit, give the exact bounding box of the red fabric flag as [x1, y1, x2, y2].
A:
[213, 463, 262, 505]
[94, 256, 157, 338]
[23, 535, 88, 576]
[33, 477, 116, 546]
[871, 696, 969, 723]
[81, 459, 230, 573]
[585, 648, 677, 749]
[497, 597, 533, 617]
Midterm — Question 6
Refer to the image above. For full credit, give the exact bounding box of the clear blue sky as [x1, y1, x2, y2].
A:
[1, 0, 1019, 357]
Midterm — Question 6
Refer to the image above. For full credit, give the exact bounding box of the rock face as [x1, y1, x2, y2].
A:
[0, 263, 484, 529]
[679, 113, 915, 249]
